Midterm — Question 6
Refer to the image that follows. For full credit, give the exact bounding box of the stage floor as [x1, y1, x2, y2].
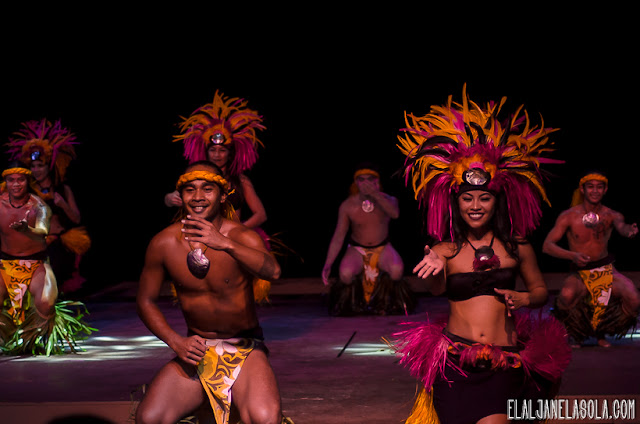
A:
[1, 277, 639, 424]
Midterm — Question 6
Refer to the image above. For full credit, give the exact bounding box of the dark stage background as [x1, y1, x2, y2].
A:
[3, 18, 638, 294]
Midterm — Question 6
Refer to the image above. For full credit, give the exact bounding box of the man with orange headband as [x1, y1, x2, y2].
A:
[0, 161, 94, 355]
[136, 161, 292, 424]
[543, 170, 640, 347]
[0, 163, 56, 338]
[322, 162, 415, 316]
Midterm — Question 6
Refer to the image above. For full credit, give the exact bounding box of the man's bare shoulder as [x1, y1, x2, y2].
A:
[224, 219, 264, 248]
[556, 206, 582, 222]
[29, 193, 49, 208]
[599, 205, 621, 218]
[379, 192, 398, 201]
[339, 195, 361, 212]
[148, 222, 181, 251]
[342, 195, 360, 205]
[221, 218, 245, 236]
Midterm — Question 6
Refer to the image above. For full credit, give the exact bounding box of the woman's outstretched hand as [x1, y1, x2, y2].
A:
[413, 245, 444, 279]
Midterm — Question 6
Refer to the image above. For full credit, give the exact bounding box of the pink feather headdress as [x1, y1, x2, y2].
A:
[173, 90, 265, 177]
[6, 118, 78, 185]
[398, 84, 561, 241]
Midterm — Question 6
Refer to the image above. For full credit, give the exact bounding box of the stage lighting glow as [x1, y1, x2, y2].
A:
[5, 334, 169, 362]
[334, 342, 394, 357]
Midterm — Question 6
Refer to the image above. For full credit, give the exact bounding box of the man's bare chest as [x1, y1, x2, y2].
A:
[165, 246, 245, 287]
[569, 217, 613, 243]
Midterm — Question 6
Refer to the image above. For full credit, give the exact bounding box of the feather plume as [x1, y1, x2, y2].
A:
[6, 119, 78, 185]
[392, 311, 571, 390]
[398, 84, 560, 240]
[173, 91, 265, 176]
[515, 311, 572, 382]
[392, 319, 460, 389]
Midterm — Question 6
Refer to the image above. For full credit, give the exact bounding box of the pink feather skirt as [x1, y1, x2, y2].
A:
[392, 312, 572, 422]
[393, 311, 571, 389]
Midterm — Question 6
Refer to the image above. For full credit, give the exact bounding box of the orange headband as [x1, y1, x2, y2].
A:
[579, 173, 608, 187]
[353, 169, 379, 180]
[2, 167, 31, 178]
[176, 170, 230, 193]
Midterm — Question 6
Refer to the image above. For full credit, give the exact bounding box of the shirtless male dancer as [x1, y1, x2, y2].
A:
[0, 163, 56, 335]
[136, 161, 292, 424]
[322, 163, 414, 315]
[543, 171, 640, 347]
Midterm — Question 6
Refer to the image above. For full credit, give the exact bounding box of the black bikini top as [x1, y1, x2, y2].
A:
[446, 267, 518, 301]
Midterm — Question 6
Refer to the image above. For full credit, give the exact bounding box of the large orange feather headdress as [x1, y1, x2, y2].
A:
[6, 118, 78, 186]
[173, 91, 265, 177]
[398, 84, 562, 241]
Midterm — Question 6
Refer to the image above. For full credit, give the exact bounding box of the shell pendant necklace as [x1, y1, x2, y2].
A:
[582, 204, 601, 228]
[361, 199, 374, 213]
[183, 223, 210, 279]
[466, 234, 501, 271]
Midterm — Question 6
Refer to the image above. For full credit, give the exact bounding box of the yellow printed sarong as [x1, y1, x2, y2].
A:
[197, 337, 257, 424]
[577, 264, 613, 330]
[352, 245, 385, 303]
[0, 259, 41, 325]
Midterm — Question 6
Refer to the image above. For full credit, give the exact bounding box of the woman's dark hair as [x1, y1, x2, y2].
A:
[444, 191, 522, 261]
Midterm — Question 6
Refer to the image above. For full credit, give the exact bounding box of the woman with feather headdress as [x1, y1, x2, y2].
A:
[166, 91, 267, 230]
[392, 86, 571, 424]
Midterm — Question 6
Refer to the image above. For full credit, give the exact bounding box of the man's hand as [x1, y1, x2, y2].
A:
[358, 180, 379, 197]
[173, 335, 207, 366]
[321, 264, 332, 286]
[571, 252, 591, 267]
[9, 209, 31, 232]
[182, 215, 229, 251]
[9, 219, 28, 232]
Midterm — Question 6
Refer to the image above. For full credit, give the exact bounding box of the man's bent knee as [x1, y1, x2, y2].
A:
[135, 403, 159, 424]
[557, 289, 579, 309]
[338, 268, 359, 284]
[558, 280, 585, 308]
[386, 264, 404, 281]
[622, 290, 640, 315]
[136, 402, 186, 424]
[240, 404, 282, 424]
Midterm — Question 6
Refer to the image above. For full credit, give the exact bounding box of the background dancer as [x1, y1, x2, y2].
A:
[6, 118, 90, 294]
[543, 170, 640, 347]
[0, 162, 93, 355]
[322, 162, 414, 315]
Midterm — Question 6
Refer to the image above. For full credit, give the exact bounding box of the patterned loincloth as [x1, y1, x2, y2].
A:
[577, 264, 613, 330]
[351, 245, 385, 303]
[0, 259, 42, 325]
[197, 337, 260, 424]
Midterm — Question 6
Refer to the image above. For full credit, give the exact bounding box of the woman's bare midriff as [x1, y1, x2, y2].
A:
[447, 296, 517, 346]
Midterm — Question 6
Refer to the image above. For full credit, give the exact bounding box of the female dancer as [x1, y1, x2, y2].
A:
[394, 86, 571, 423]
